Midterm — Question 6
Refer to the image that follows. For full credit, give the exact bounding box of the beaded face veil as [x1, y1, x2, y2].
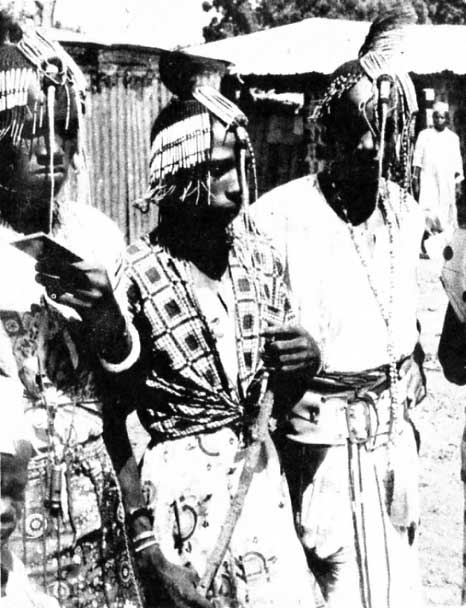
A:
[0, 15, 87, 232]
[143, 51, 257, 221]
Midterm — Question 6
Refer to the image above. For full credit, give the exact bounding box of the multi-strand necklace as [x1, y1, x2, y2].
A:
[340, 182, 401, 437]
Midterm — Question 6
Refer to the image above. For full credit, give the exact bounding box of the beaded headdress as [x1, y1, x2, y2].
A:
[0, 22, 86, 145]
[0, 11, 87, 231]
[313, 2, 418, 194]
[143, 50, 256, 212]
[314, 3, 417, 120]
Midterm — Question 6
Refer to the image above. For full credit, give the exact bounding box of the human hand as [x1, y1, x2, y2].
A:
[136, 545, 212, 608]
[399, 357, 426, 408]
[261, 323, 321, 379]
[35, 259, 129, 358]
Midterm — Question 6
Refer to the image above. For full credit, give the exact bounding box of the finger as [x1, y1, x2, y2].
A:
[261, 324, 302, 340]
[275, 350, 316, 365]
[36, 273, 101, 304]
[35, 272, 60, 288]
[54, 292, 93, 310]
[267, 337, 314, 355]
[35, 275, 67, 301]
[279, 363, 310, 374]
[36, 258, 95, 274]
[36, 260, 101, 291]
[65, 287, 102, 303]
[36, 263, 92, 291]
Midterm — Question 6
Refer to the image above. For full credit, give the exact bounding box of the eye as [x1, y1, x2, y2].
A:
[209, 158, 235, 179]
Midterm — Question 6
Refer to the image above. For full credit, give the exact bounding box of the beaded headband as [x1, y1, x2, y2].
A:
[313, 3, 417, 121]
[0, 17, 88, 231]
[0, 27, 86, 146]
[146, 85, 249, 204]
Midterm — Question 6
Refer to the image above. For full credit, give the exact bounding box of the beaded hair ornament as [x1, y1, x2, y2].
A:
[142, 51, 257, 216]
[0, 13, 87, 231]
[313, 2, 418, 193]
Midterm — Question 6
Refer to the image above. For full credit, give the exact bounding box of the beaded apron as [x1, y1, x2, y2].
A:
[9, 436, 143, 608]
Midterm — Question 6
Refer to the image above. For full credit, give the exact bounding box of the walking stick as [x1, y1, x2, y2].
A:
[198, 381, 274, 597]
[461, 424, 466, 604]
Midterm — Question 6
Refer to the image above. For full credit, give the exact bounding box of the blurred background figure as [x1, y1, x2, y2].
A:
[413, 100, 464, 262]
[0, 350, 58, 607]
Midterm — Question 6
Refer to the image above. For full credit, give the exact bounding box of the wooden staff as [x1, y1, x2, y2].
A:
[198, 381, 274, 596]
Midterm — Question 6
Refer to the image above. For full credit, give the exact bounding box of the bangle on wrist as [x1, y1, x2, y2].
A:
[132, 530, 155, 544]
[134, 539, 159, 554]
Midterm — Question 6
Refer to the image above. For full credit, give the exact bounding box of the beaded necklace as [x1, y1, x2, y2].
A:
[340, 182, 401, 437]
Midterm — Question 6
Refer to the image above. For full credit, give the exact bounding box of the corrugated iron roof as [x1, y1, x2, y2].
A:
[186, 18, 466, 76]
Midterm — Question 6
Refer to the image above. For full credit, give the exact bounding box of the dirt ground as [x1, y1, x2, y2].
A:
[128, 255, 465, 608]
[416, 257, 464, 608]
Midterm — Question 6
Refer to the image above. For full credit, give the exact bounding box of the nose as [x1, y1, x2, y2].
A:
[225, 167, 242, 204]
[34, 135, 65, 167]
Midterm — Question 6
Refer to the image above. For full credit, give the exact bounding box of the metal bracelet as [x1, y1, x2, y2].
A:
[132, 530, 156, 545]
[134, 539, 159, 554]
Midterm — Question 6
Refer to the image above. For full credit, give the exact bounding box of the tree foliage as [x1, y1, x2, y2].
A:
[202, 0, 259, 41]
[202, 0, 466, 42]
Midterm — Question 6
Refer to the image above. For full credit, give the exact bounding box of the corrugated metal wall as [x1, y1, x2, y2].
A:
[62, 42, 223, 243]
[86, 71, 170, 243]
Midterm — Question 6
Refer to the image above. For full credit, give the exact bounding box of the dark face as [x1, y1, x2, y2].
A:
[0, 450, 29, 547]
[322, 73, 403, 223]
[433, 110, 447, 131]
[207, 120, 242, 216]
[156, 118, 247, 266]
[330, 76, 381, 185]
[0, 74, 78, 232]
[171, 119, 243, 229]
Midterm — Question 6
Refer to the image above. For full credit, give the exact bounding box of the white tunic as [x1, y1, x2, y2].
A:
[413, 126, 464, 234]
[251, 175, 424, 373]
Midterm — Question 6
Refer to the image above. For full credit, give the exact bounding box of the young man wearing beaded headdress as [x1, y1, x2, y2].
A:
[103, 51, 321, 608]
[252, 5, 426, 608]
[0, 9, 144, 608]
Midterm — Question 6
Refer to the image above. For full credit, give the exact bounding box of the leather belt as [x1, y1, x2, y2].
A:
[286, 364, 409, 447]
